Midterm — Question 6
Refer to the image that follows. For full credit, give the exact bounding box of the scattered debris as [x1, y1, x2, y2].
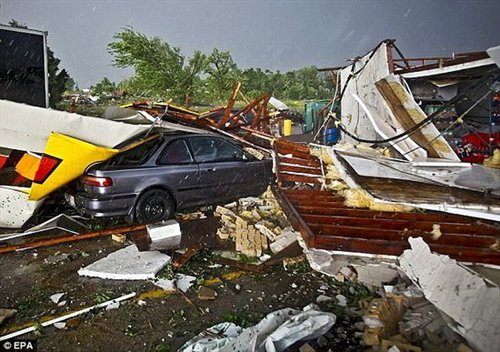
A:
[180, 306, 336, 352]
[140, 220, 182, 251]
[49, 293, 65, 304]
[197, 286, 217, 301]
[78, 245, 171, 280]
[53, 322, 66, 330]
[175, 274, 197, 293]
[0, 214, 87, 243]
[214, 191, 291, 259]
[0, 292, 136, 341]
[172, 244, 203, 268]
[361, 294, 407, 346]
[270, 230, 299, 254]
[335, 294, 347, 307]
[399, 300, 460, 348]
[316, 295, 332, 304]
[111, 233, 127, 244]
[0, 309, 17, 326]
[399, 237, 500, 352]
[298, 343, 316, 352]
[153, 274, 196, 293]
[105, 301, 120, 310]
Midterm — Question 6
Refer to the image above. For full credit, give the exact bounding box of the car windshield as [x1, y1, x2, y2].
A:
[106, 135, 162, 166]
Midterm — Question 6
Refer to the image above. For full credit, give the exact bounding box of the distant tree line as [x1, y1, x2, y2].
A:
[101, 27, 333, 106]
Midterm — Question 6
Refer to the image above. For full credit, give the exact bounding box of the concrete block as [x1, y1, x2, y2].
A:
[255, 222, 277, 241]
[235, 216, 248, 228]
[215, 206, 236, 218]
[221, 215, 236, 228]
[217, 228, 230, 240]
[270, 230, 298, 254]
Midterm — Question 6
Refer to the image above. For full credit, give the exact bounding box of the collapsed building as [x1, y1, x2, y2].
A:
[1, 38, 499, 352]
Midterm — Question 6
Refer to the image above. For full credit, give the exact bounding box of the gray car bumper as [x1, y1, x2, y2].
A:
[66, 192, 137, 217]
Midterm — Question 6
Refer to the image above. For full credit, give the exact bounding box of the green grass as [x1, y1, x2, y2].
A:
[222, 311, 264, 328]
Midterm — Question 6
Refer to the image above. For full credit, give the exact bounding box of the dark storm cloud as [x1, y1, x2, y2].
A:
[1, 0, 498, 88]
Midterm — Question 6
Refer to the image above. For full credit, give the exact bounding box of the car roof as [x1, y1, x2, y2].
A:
[114, 127, 229, 149]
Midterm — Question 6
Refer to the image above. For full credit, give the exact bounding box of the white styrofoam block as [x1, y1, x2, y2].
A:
[78, 245, 171, 280]
[146, 220, 182, 250]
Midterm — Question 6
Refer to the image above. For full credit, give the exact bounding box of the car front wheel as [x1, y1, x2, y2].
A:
[135, 189, 174, 224]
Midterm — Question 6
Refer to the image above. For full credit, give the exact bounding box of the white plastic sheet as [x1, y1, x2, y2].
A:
[180, 306, 336, 352]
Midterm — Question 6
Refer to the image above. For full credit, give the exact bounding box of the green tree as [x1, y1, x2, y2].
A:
[177, 50, 208, 104]
[91, 77, 116, 96]
[65, 77, 76, 92]
[8, 19, 71, 109]
[47, 49, 70, 108]
[205, 48, 241, 102]
[108, 27, 206, 103]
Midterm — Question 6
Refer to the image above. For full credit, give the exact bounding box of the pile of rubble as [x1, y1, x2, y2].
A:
[215, 188, 297, 258]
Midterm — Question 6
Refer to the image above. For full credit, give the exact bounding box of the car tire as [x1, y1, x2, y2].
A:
[135, 189, 175, 224]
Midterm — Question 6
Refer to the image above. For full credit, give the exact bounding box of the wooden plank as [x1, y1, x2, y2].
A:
[308, 223, 498, 248]
[279, 174, 322, 184]
[295, 205, 475, 224]
[376, 79, 440, 158]
[314, 236, 500, 264]
[275, 139, 311, 153]
[279, 156, 320, 167]
[303, 214, 499, 236]
[282, 188, 333, 196]
[279, 164, 322, 176]
[0, 225, 146, 253]
[272, 185, 315, 245]
[276, 144, 314, 160]
[288, 198, 347, 207]
[285, 193, 344, 203]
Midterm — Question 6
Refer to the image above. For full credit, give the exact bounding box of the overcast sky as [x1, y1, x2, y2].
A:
[1, 0, 498, 88]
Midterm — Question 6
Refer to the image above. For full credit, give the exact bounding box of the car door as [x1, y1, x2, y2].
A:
[155, 138, 201, 209]
[187, 136, 265, 203]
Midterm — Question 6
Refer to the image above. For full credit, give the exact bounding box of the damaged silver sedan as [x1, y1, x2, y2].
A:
[65, 132, 273, 223]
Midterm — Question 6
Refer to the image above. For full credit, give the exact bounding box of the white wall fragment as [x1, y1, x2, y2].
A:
[0, 186, 43, 228]
[78, 245, 171, 280]
[399, 237, 500, 352]
[0, 99, 148, 153]
[340, 42, 391, 144]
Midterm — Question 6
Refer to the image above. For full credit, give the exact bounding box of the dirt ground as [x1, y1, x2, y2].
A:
[0, 217, 371, 352]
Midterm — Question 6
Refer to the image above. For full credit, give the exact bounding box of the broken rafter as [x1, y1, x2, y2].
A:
[394, 52, 491, 74]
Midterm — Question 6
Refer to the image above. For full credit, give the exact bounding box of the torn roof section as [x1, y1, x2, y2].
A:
[329, 40, 499, 163]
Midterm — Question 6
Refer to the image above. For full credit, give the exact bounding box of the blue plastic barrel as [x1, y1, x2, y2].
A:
[325, 128, 340, 145]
